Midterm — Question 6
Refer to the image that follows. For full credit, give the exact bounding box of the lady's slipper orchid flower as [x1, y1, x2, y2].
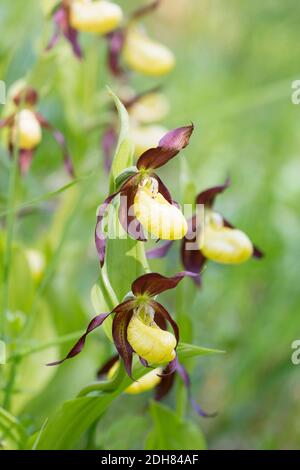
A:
[46, 0, 123, 58]
[102, 88, 170, 171]
[147, 180, 263, 285]
[96, 124, 193, 266]
[122, 26, 175, 77]
[48, 272, 195, 377]
[0, 86, 74, 176]
[106, 1, 175, 78]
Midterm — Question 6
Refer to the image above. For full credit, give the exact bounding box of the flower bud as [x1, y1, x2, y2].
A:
[127, 313, 176, 364]
[131, 124, 168, 157]
[123, 27, 175, 76]
[11, 109, 42, 150]
[201, 211, 253, 264]
[108, 361, 162, 394]
[134, 183, 188, 240]
[70, 0, 123, 34]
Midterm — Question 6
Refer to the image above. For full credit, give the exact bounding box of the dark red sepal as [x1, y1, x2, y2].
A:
[149, 300, 179, 345]
[112, 306, 135, 378]
[176, 362, 217, 418]
[154, 370, 175, 401]
[132, 271, 197, 297]
[106, 29, 125, 77]
[136, 125, 194, 170]
[147, 240, 174, 259]
[95, 191, 119, 267]
[118, 187, 147, 241]
[47, 312, 111, 366]
[195, 178, 230, 207]
[19, 149, 35, 175]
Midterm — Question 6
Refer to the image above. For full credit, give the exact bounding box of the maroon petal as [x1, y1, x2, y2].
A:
[106, 29, 125, 77]
[65, 26, 82, 59]
[132, 271, 197, 297]
[112, 308, 135, 378]
[47, 5, 83, 59]
[149, 300, 179, 344]
[181, 237, 204, 287]
[101, 126, 117, 173]
[46, 29, 61, 51]
[196, 178, 230, 207]
[96, 354, 119, 379]
[131, 0, 160, 20]
[35, 113, 75, 177]
[147, 240, 174, 259]
[223, 218, 264, 259]
[152, 174, 172, 204]
[95, 191, 119, 267]
[124, 86, 161, 110]
[154, 310, 167, 330]
[47, 312, 111, 366]
[176, 362, 217, 418]
[19, 149, 35, 175]
[139, 356, 150, 368]
[154, 370, 175, 401]
[118, 187, 147, 241]
[136, 124, 194, 170]
[13, 87, 38, 107]
[157, 355, 178, 377]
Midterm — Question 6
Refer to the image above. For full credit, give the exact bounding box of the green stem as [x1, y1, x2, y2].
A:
[77, 361, 126, 397]
[1, 136, 20, 339]
[2, 357, 20, 411]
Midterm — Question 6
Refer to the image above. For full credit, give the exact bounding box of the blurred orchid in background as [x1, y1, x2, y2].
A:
[0, 85, 74, 176]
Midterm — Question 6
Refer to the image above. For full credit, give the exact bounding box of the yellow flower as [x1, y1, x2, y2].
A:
[123, 27, 175, 76]
[11, 109, 42, 150]
[127, 305, 176, 364]
[108, 361, 162, 394]
[134, 181, 188, 240]
[200, 211, 253, 264]
[70, 0, 123, 34]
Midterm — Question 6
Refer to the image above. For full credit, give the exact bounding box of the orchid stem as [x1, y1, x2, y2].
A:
[0, 134, 19, 339]
[77, 361, 126, 397]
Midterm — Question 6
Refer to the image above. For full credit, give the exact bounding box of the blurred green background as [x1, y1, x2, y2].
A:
[1, 0, 300, 450]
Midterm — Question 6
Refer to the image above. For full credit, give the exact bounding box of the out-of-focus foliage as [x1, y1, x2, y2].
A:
[0, 0, 300, 450]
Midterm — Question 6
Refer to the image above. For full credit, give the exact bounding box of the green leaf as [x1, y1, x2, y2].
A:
[177, 342, 225, 359]
[107, 87, 134, 192]
[145, 401, 206, 450]
[0, 407, 27, 450]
